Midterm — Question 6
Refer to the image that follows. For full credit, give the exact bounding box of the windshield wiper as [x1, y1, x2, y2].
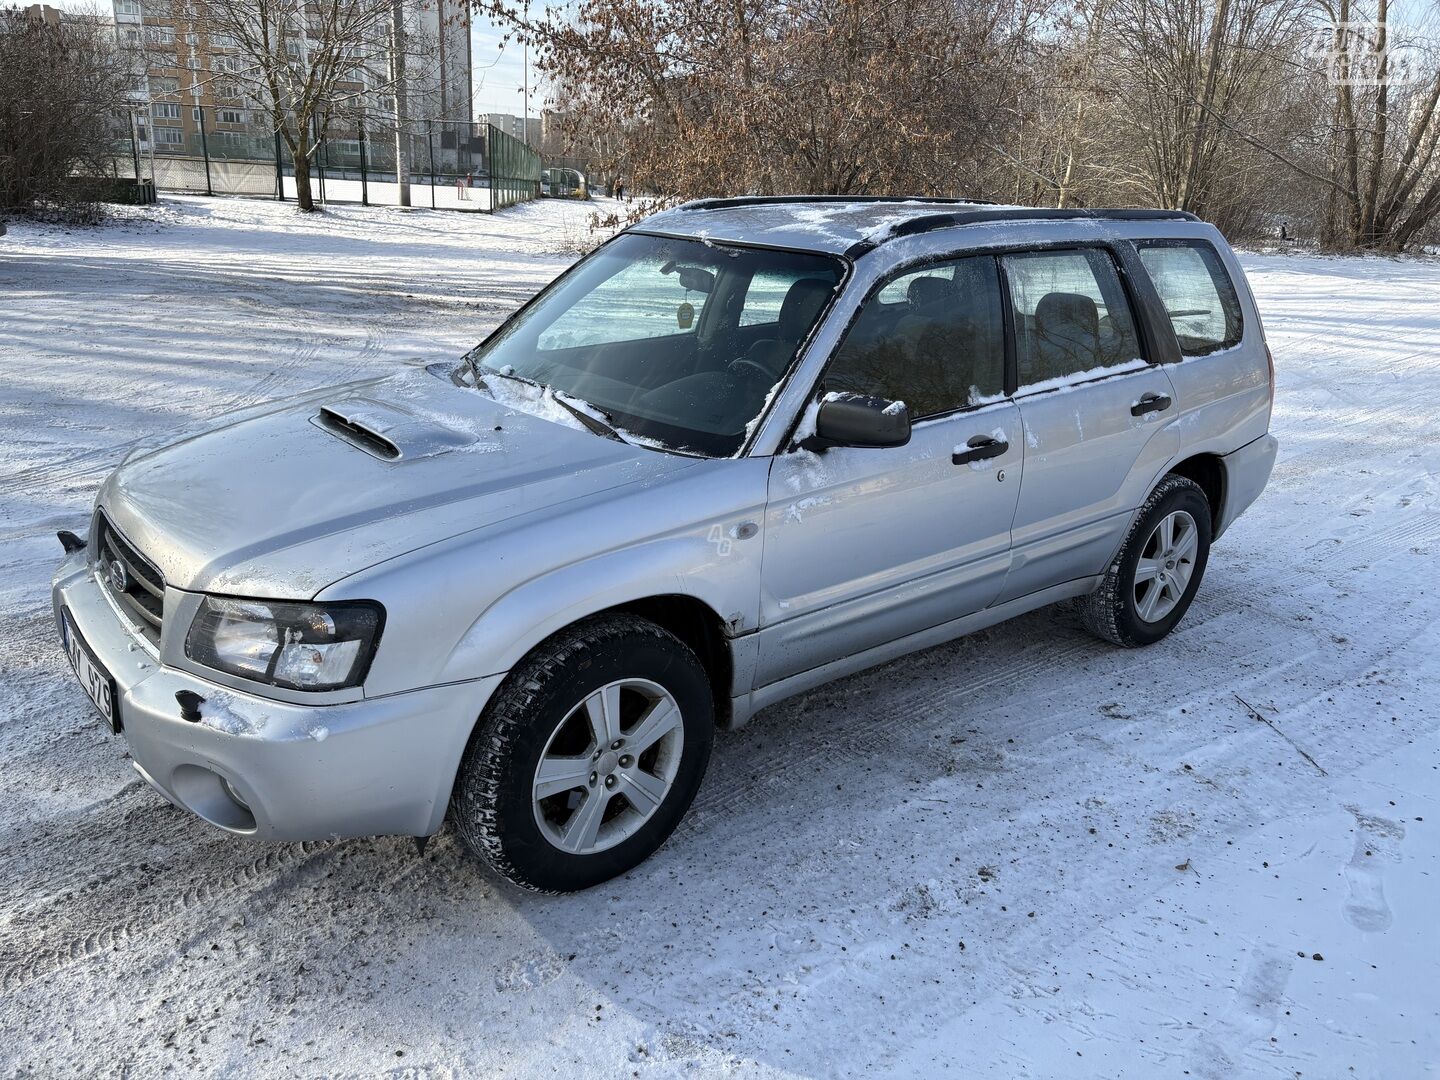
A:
[551, 392, 627, 444]
[470, 362, 537, 396]
[466, 362, 631, 445]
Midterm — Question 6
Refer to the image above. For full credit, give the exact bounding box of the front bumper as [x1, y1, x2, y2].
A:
[52, 549, 501, 840]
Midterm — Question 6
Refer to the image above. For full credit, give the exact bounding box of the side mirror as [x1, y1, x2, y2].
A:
[800, 393, 910, 451]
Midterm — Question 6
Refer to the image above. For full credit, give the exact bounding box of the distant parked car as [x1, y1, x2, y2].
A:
[54, 197, 1276, 891]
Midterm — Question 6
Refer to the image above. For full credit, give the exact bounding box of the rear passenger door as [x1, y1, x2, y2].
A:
[996, 246, 1180, 602]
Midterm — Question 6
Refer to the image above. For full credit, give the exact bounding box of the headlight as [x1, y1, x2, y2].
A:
[185, 597, 384, 691]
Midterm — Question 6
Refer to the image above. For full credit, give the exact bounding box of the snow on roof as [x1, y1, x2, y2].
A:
[636, 197, 1026, 255]
[635, 197, 1203, 256]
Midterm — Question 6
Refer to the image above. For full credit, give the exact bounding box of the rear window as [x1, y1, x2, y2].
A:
[1136, 240, 1243, 356]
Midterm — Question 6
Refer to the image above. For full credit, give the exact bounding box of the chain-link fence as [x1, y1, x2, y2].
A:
[104, 104, 540, 212]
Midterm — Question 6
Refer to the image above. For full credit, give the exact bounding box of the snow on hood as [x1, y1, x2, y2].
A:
[98, 367, 695, 598]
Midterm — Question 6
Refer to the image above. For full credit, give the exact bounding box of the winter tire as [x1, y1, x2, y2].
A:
[1079, 473, 1212, 648]
[451, 614, 714, 892]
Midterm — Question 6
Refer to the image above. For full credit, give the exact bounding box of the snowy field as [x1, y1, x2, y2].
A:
[1, 196, 1437, 1078]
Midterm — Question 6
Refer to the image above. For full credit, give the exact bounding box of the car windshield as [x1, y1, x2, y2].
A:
[463, 232, 846, 456]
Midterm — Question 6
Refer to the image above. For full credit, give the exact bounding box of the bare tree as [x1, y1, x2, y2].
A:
[482, 0, 1048, 211]
[1095, 0, 1318, 233]
[0, 5, 130, 218]
[480, 0, 1440, 250]
[171, 0, 438, 210]
[1050, 0, 1440, 248]
[1312, 0, 1440, 248]
[389, 0, 411, 206]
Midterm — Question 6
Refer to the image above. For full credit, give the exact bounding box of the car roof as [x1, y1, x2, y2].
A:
[634, 196, 1200, 257]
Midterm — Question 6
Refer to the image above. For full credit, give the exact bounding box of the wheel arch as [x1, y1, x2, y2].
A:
[1167, 453, 1226, 533]
[606, 595, 736, 728]
[451, 576, 742, 730]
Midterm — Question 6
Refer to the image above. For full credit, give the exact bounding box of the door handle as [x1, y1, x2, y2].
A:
[1131, 392, 1172, 417]
[952, 434, 1009, 465]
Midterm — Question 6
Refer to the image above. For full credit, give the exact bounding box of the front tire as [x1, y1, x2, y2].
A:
[451, 614, 714, 892]
[1080, 473, 1212, 647]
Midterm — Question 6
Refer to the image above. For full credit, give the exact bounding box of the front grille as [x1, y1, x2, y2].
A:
[94, 512, 165, 646]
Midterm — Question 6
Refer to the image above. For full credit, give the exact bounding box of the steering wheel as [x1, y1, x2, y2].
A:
[727, 356, 780, 384]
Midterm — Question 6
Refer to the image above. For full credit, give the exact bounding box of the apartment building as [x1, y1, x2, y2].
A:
[113, 0, 472, 163]
[481, 112, 540, 148]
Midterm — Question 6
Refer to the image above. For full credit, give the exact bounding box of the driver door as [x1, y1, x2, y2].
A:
[754, 255, 1023, 687]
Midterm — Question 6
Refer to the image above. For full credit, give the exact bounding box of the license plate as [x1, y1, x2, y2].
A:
[59, 609, 120, 733]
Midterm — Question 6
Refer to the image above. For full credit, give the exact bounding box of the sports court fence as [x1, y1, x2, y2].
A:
[102, 105, 541, 212]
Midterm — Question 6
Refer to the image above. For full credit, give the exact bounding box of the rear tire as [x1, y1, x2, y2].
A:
[451, 614, 714, 892]
[1080, 474, 1212, 648]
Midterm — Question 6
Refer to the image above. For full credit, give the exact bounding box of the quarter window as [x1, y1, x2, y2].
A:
[1136, 240, 1242, 356]
[1003, 248, 1144, 389]
[824, 256, 1006, 419]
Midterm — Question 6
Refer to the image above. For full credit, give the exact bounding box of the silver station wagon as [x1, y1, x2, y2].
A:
[53, 197, 1277, 891]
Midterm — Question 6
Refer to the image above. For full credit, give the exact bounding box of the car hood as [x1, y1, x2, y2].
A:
[99, 367, 697, 597]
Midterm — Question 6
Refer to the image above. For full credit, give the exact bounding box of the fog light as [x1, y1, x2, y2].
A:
[219, 775, 250, 811]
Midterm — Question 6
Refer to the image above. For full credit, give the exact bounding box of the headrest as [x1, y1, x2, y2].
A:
[1035, 291, 1099, 337]
[779, 278, 834, 336]
[907, 276, 952, 311]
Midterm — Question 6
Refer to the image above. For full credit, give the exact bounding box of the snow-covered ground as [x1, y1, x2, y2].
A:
[1, 197, 1437, 1078]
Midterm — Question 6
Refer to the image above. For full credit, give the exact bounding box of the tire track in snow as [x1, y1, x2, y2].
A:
[0, 840, 335, 994]
[0, 330, 391, 502]
[1304, 513, 1440, 570]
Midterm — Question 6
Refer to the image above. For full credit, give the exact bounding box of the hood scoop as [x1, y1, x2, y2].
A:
[311, 398, 480, 461]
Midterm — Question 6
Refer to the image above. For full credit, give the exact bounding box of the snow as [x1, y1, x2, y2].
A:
[1019, 356, 1150, 395]
[2, 198, 1440, 1076]
[955, 427, 1009, 471]
[195, 688, 268, 737]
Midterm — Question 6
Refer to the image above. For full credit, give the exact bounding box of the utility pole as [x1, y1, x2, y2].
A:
[522, 39, 529, 145]
[390, 0, 410, 206]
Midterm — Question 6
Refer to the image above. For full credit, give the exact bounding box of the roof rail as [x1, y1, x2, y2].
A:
[843, 206, 1203, 257]
[678, 194, 1000, 212]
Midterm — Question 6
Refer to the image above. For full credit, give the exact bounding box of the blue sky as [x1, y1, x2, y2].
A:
[469, 7, 544, 118]
[24, 0, 544, 119]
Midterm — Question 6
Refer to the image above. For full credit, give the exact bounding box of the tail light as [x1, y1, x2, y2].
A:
[1264, 342, 1275, 428]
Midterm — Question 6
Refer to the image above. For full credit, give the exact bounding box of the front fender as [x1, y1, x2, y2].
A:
[320, 456, 771, 697]
[444, 534, 757, 685]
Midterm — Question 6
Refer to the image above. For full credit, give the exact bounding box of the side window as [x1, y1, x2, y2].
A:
[825, 256, 1005, 419]
[1136, 240, 1242, 356]
[1003, 248, 1144, 389]
[537, 254, 709, 350]
[876, 263, 955, 304]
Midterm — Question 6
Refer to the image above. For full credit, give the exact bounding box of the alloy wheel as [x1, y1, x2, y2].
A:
[531, 678, 685, 855]
[1132, 509, 1198, 623]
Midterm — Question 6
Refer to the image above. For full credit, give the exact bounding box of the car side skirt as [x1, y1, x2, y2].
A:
[725, 576, 1102, 730]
